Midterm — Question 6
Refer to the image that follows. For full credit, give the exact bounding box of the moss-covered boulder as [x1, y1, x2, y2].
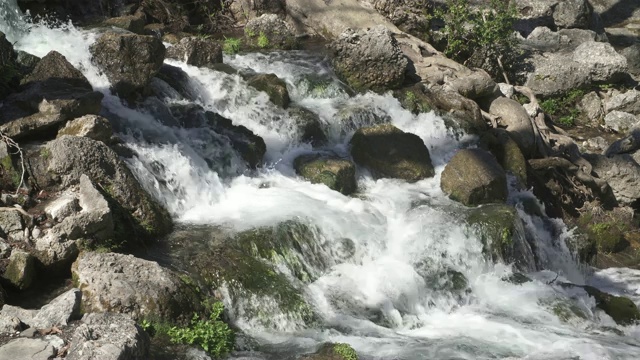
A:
[300, 343, 359, 360]
[248, 73, 290, 108]
[584, 286, 640, 325]
[294, 154, 357, 195]
[441, 148, 508, 206]
[2, 250, 36, 290]
[350, 124, 434, 182]
[244, 14, 297, 50]
[480, 128, 527, 185]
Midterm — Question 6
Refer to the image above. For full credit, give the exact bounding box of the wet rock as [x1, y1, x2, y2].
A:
[604, 111, 638, 133]
[27, 136, 171, 242]
[329, 26, 407, 92]
[584, 286, 640, 325]
[0, 338, 55, 360]
[2, 250, 35, 290]
[294, 154, 357, 195]
[288, 106, 327, 146]
[166, 37, 223, 68]
[479, 128, 527, 185]
[156, 64, 197, 100]
[244, 14, 297, 50]
[423, 85, 486, 134]
[583, 153, 640, 206]
[67, 312, 150, 360]
[14, 50, 39, 77]
[103, 15, 146, 34]
[441, 148, 508, 206]
[143, 23, 166, 38]
[300, 342, 359, 360]
[57, 115, 113, 143]
[247, 73, 291, 108]
[489, 97, 535, 158]
[90, 32, 165, 98]
[71, 252, 201, 322]
[350, 124, 434, 182]
[205, 112, 266, 168]
[335, 105, 389, 134]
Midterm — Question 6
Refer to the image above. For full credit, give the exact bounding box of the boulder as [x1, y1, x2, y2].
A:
[103, 15, 145, 34]
[2, 250, 35, 290]
[350, 124, 434, 181]
[15, 50, 40, 76]
[300, 342, 360, 360]
[0, 338, 55, 360]
[29, 288, 82, 329]
[584, 286, 640, 325]
[572, 42, 628, 82]
[71, 252, 201, 321]
[620, 44, 640, 76]
[441, 148, 508, 206]
[166, 37, 223, 68]
[605, 89, 640, 114]
[373, 0, 430, 36]
[0, 210, 25, 240]
[423, 85, 486, 134]
[480, 128, 527, 185]
[329, 26, 407, 92]
[583, 153, 640, 206]
[446, 69, 498, 100]
[0, 32, 18, 100]
[0, 142, 21, 192]
[90, 33, 165, 98]
[489, 97, 535, 157]
[247, 73, 291, 108]
[294, 154, 357, 195]
[27, 136, 171, 241]
[523, 27, 601, 52]
[288, 106, 327, 146]
[66, 313, 150, 360]
[156, 64, 197, 100]
[553, 0, 591, 29]
[205, 112, 266, 168]
[604, 111, 638, 133]
[244, 14, 297, 50]
[57, 115, 113, 143]
[578, 91, 603, 126]
[229, 0, 286, 25]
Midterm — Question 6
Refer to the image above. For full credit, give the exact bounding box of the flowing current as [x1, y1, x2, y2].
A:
[2, 2, 640, 359]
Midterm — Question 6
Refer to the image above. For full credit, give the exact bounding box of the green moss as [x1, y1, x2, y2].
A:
[585, 286, 640, 325]
[584, 218, 627, 253]
[257, 32, 269, 48]
[244, 27, 256, 38]
[334, 343, 358, 360]
[40, 147, 50, 159]
[1, 155, 20, 188]
[223, 36, 241, 54]
[467, 204, 518, 263]
[550, 300, 587, 322]
[539, 89, 585, 128]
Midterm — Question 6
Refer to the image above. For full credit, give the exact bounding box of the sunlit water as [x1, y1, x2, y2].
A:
[2, 2, 640, 358]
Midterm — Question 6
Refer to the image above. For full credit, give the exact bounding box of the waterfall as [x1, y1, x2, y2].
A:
[2, 2, 640, 359]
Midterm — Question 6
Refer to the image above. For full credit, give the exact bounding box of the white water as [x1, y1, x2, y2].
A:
[2, 3, 640, 358]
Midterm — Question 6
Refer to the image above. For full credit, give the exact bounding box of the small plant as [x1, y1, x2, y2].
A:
[244, 27, 256, 38]
[540, 89, 585, 127]
[257, 32, 269, 49]
[334, 343, 358, 360]
[167, 301, 235, 357]
[223, 36, 241, 54]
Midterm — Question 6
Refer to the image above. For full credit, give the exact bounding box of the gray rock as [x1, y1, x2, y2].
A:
[294, 154, 357, 195]
[247, 73, 291, 108]
[584, 153, 640, 206]
[605, 89, 640, 114]
[578, 91, 603, 125]
[288, 106, 327, 146]
[244, 14, 297, 50]
[15, 50, 40, 76]
[489, 97, 535, 157]
[329, 26, 408, 92]
[423, 85, 486, 134]
[103, 15, 145, 34]
[372, 0, 430, 36]
[67, 313, 150, 360]
[0, 32, 17, 100]
[572, 42, 628, 82]
[229, 0, 286, 25]
[0, 338, 55, 360]
[166, 37, 223, 68]
[584, 136, 609, 153]
[27, 136, 172, 241]
[0, 210, 24, 240]
[553, 0, 591, 29]
[71, 252, 200, 321]
[90, 33, 165, 98]
[30, 289, 81, 329]
[621, 44, 640, 76]
[441, 148, 508, 206]
[45, 193, 80, 223]
[0, 240, 9, 259]
[498, 83, 515, 98]
[2, 250, 35, 290]
[446, 69, 498, 100]
[604, 111, 638, 133]
[350, 123, 434, 182]
[57, 115, 113, 143]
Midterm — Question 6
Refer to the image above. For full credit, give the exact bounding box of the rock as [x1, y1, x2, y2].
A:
[524, 27, 601, 52]
[166, 37, 223, 68]
[143, 23, 166, 37]
[288, 106, 327, 146]
[247, 73, 291, 108]
[606, 129, 640, 156]
[335, 105, 389, 134]
[205, 112, 266, 168]
[22, 51, 90, 89]
[441, 148, 508, 206]
[229, 0, 286, 25]
[15, 50, 40, 76]
[71, 252, 200, 321]
[373, 0, 430, 36]
[621, 44, 640, 76]
[584, 153, 640, 206]
[329, 26, 407, 92]
[583, 286, 640, 325]
[604, 111, 638, 133]
[0, 32, 18, 100]
[572, 42, 628, 82]
[480, 128, 527, 185]
[0, 210, 25, 240]
[605, 89, 640, 114]
[578, 91, 603, 125]
[27, 136, 171, 241]
[103, 15, 145, 34]
[294, 154, 357, 195]
[446, 69, 498, 100]
[300, 342, 360, 360]
[90, 33, 165, 98]
[0, 141, 21, 192]
[0, 338, 55, 360]
[489, 97, 535, 157]
[244, 14, 297, 50]
[156, 64, 197, 100]
[66, 313, 150, 360]
[57, 115, 113, 143]
[423, 85, 486, 134]
[29, 288, 81, 329]
[350, 124, 434, 182]
[2, 250, 35, 290]
[553, 0, 591, 29]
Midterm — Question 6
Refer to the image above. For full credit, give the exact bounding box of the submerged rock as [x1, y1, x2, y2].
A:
[350, 124, 434, 182]
[294, 154, 357, 195]
[247, 73, 291, 108]
[205, 112, 267, 168]
[288, 106, 328, 146]
[329, 26, 408, 92]
[583, 286, 640, 325]
[300, 342, 359, 360]
[441, 148, 508, 206]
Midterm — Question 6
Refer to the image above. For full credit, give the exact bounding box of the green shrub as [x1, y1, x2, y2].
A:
[539, 89, 585, 127]
[257, 32, 269, 48]
[223, 36, 241, 54]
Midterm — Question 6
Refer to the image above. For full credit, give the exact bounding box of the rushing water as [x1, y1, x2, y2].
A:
[2, 2, 640, 359]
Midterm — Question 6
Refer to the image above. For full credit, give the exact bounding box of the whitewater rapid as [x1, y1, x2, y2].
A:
[2, 2, 640, 359]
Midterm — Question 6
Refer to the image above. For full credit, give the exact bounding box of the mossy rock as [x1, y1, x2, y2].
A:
[288, 106, 328, 146]
[300, 342, 359, 360]
[548, 299, 588, 323]
[2, 250, 36, 290]
[0, 143, 21, 192]
[248, 73, 290, 108]
[479, 128, 527, 186]
[584, 286, 640, 325]
[393, 86, 432, 115]
[294, 154, 357, 195]
[575, 213, 629, 254]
